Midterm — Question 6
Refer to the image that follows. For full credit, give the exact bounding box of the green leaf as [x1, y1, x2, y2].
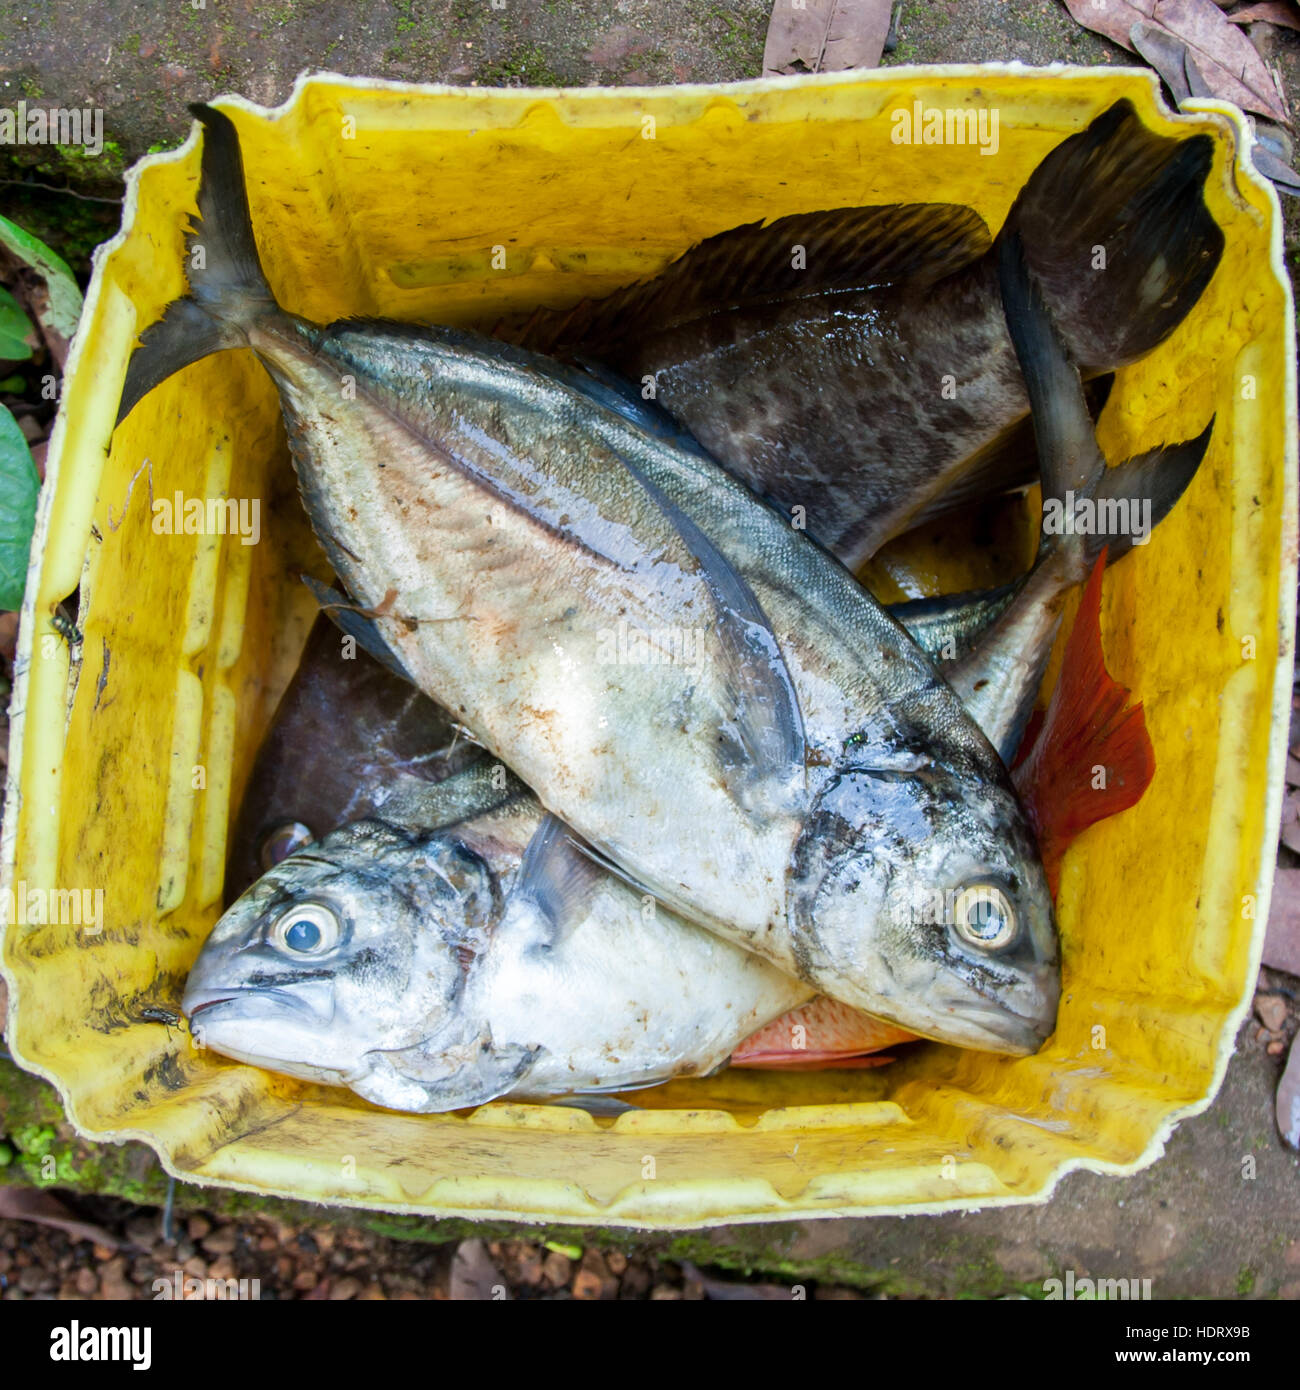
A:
[0, 286, 35, 362]
[0, 374, 25, 393]
[0, 404, 40, 610]
[0, 213, 84, 346]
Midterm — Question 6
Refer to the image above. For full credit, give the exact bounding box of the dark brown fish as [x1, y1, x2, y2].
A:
[224, 615, 475, 900]
[501, 101, 1222, 570]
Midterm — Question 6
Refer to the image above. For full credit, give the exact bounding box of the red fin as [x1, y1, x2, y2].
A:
[1012, 552, 1155, 896]
[731, 996, 917, 1069]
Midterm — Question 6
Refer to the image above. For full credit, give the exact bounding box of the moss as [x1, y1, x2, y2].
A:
[477, 43, 565, 89]
[123, 32, 143, 56]
[1236, 1266, 1256, 1295]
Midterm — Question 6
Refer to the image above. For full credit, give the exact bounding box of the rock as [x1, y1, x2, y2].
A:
[512, 1244, 544, 1287]
[75, 1266, 97, 1296]
[125, 1212, 159, 1247]
[1256, 993, 1289, 1033]
[292, 1269, 318, 1291]
[572, 1267, 604, 1300]
[540, 1251, 571, 1288]
[1278, 1037, 1300, 1149]
[1269, 1040, 1287, 1056]
[650, 1283, 682, 1299]
[92, 1243, 115, 1261]
[606, 1250, 628, 1275]
[186, 1215, 212, 1241]
[330, 1276, 362, 1300]
[98, 1256, 133, 1300]
[201, 1227, 238, 1256]
[358, 1283, 386, 1300]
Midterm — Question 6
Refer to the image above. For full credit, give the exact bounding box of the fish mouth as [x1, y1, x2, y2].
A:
[934, 965, 1060, 1056]
[182, 983, 331, 1023]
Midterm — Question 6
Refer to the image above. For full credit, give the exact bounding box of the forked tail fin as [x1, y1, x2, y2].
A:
[116, 103, 278, 425]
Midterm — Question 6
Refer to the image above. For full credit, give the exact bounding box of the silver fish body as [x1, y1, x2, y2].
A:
[185, 769, 812, 1110]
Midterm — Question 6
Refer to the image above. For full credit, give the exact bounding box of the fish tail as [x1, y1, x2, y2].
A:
[997, 226, 1213, 584]
[117, 103, 277, 424]
[1012, 553, 1156, 896]
[730, 996, 916, 1069]
[995, 99, 1223, 372]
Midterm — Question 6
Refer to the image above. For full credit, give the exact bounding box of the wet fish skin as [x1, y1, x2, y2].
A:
[187, 774, 812, 1110]
[505, 101, 1223, 570]
[128, 104, 1058, 1054]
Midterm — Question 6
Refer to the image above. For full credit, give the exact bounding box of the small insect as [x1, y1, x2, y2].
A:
[51, 605, 83, 646]
[138, 1005, 182, 1028]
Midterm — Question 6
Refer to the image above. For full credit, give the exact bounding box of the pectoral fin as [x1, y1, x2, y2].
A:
[616, 454, 806, 812]
[356, 1035, 538, 1113]
[512, 814, 603, 950]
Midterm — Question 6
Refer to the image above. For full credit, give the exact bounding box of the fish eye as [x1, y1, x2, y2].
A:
[261, 821, 314, 871]
[952, 884, 1017, 951]
[269, 902, 341, 956]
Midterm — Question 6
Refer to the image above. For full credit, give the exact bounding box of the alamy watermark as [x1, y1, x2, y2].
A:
[2, 881, 103, 931]
[1042, 491, 1152, 546]
[152, 492, 261, 546]
[891, 101, 999, 156]
[1043, 1269, 1153, 1300]
[153, 1269, 261, 1300]
[596, 620, 708, 668]
[0, 101, 103, 157]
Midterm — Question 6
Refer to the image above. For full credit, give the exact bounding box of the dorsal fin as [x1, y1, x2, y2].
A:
[501, 203, 991, 357]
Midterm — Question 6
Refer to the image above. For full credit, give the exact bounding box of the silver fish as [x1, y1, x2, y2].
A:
[124, 104, 1059, 1054]
[184, 767, 813, 1110]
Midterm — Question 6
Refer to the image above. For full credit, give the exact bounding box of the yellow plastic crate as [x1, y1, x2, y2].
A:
[1, 68, 1294, 1228]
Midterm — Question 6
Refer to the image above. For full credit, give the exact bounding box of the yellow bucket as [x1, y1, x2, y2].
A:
[2, 68, 1294, 1228]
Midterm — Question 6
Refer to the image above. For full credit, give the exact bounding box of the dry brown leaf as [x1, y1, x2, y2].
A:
[450, 1237, 506, 1300]
[0, 1186, 120, 1248]
[1065, 0, 1290, 121]
[1062, 0, 1157, 54]
[1264, 867, 1300, 975]
[1153, 0, 1291, 121]
[1132, 19, 1195, 100]
[763, 0, 894, 78]
[1228, 2, 1300, 32]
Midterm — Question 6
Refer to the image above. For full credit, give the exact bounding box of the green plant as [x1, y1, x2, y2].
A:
[0, 404, 40, 610]
[0, 287, 34, 361]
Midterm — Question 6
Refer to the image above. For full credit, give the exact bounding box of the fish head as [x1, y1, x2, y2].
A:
[792, 762, 1059, 1056]
[183, 820, 524, 1108]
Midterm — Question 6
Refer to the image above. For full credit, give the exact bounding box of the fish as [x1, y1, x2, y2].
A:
[500, 100, 1223, 570]
[185, 764, 815, 1110]
[736, 550, 1160, 1069]
[122, 103, 1066, 1054]
[190, 531, 1159, 1103]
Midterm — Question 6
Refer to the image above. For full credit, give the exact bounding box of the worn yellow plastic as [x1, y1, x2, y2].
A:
[2, 68, 1294, 1227]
